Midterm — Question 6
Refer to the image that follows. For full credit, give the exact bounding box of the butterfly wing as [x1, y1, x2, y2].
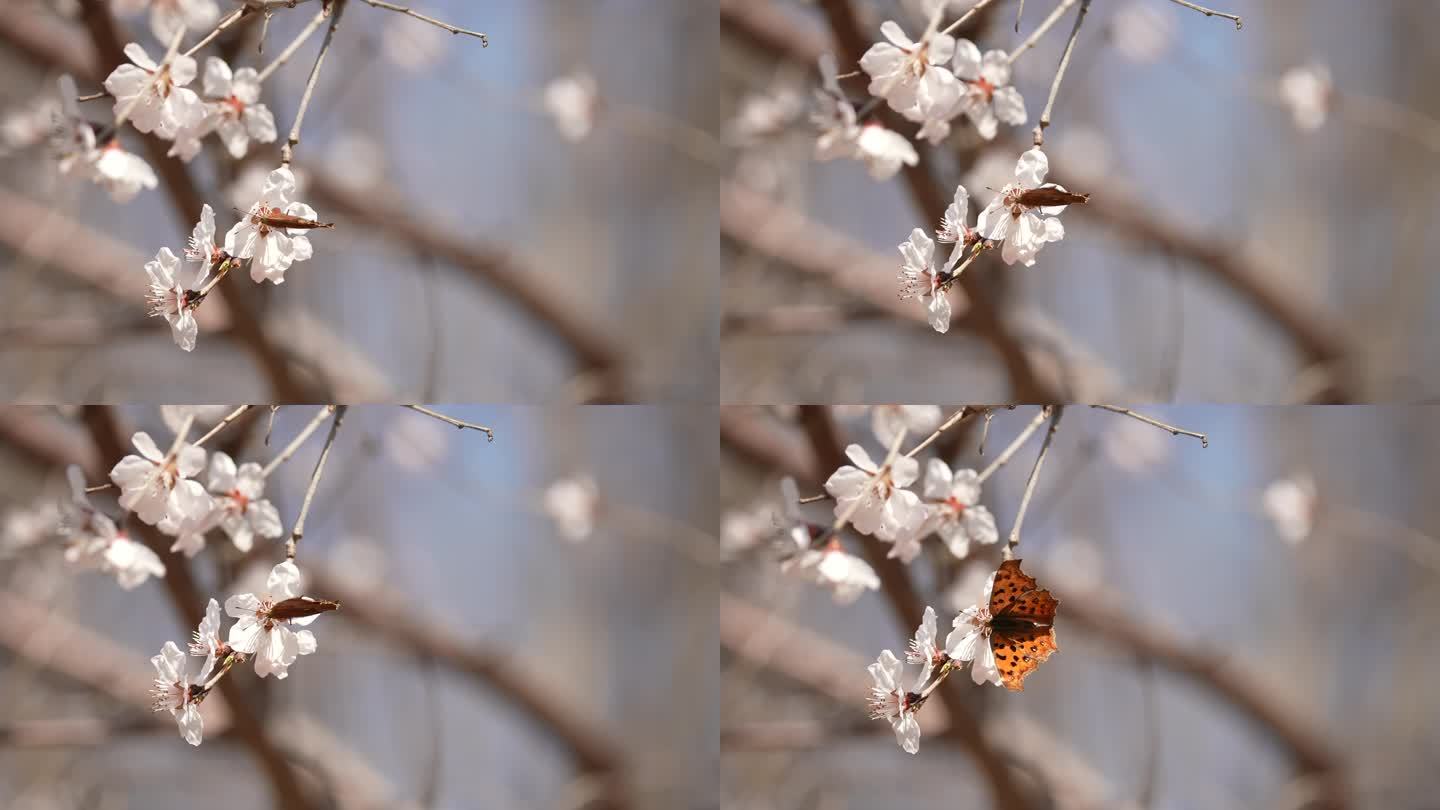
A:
[990, 624, 1058, 692]
[988, 559, 1059, 624]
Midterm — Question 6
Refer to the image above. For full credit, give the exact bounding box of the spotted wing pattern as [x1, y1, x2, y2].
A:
[988, 559, 1059, 624]
[990, 624, 1059, 692]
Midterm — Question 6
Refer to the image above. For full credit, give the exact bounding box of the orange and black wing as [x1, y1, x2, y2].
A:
[990, 624, 1059, 692]
[988, 559, 1059, 624]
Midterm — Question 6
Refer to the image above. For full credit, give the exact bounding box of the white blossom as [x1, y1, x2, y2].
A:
[1279, 64, 1331, 132]
[543, 72, 599, 142]
[149, 637, 212, 746]
[975, 147, 1069, 266]
[896, 227, 953, 333]
[202, 57, 276, 158]
[226, 561, 321, 679]
[109, 431, 211, 526]
[860, 21, 960, 125]
[206, 451, 282, 553]
[921, 459, 998, 558]
[65, 512, 166, 590]
[144, 246, 205, 351]
[103, 43, 204, 139]
[189, 597, 225, 668]
[781, 544, 881, 603]
[944, 570, 1002, 686]
[52, 76, 159, 201]
[866, 649, 922, 753]
[544, 474, 599, 542]
[224, 167, 321, 284]
[824, 444, 925, 542]
[906, 605, 943, 684]
[812, 53, 917, 180]
[950, 39, 1026, 139]
[720, 501, 775, 558]
[1263, 474, 1317, 545]
[727, 85, 806, 144]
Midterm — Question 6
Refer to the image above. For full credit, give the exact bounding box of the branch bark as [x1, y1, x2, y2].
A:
[79, 405, 319, 810]
[73, 0, 314, 401]
[794, 404, 1038, 810]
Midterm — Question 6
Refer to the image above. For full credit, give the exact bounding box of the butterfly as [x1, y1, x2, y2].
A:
[950, 559, 1059, 691]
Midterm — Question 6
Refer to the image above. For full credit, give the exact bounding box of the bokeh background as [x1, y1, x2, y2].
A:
[0, 404, 717, 809]
[721, 404, 1440, 809]
[721, 0, 1440, 403]
[0, 0, 716, 402]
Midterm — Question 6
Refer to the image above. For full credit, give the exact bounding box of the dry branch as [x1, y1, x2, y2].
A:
[80, 405, 318, 810]
[73, 0, 313, 401]
[718, 0, 1359, 403]
[720, 405, 1348, 809]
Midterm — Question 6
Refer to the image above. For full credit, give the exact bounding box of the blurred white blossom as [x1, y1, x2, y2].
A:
[1263, 474, 1317, 545]
[1279, 64, 1332, 131]
[544, 72, 599, 142]
[544, 474, 600, 542]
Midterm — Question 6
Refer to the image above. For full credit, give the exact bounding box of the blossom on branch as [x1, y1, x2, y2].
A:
[866, 648, 922, 753]
[860, 21, 959, 127]
[975, 147, 1073, 266]
[921, 459, 998, 559]
[206, 452, 283, 552]
[824, 444, 925, 543]
[109, 431, 211, 527]
[950, 38, 1027, 140]
[224, 167, 326, 284]
[149, 639, 211, 745]
[144, 246, 206, 351]
[226, 561, 329, 679]
[896, 227, 953, 333]
[103, 43, 204, 139]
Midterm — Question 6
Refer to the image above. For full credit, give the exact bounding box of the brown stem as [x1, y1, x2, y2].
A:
[80, 405, 318, 810]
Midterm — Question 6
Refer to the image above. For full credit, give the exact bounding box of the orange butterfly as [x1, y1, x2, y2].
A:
[948, 559, 1059, 691]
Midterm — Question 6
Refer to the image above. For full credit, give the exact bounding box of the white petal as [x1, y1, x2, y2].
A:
[843, 443, 878, 472]
[131, 431, 164, 462]
[950, 38, 981, 80]
[227, 616, 263, 654]
[267, 559, 303, 598]
[177, 705, 204, 746]
[1015, 147, 1050, 188]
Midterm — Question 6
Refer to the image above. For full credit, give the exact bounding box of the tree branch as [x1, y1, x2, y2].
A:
[79, 405, 318, 810]
[794, 404, 1037, 810]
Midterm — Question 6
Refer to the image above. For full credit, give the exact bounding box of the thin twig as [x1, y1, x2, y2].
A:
[1007, 0, 1079, 65]
[1004, 405, 1063, 559]
[256, 6, 330, 83]
[1091, 405, 1208, 448]
[183, 6, 248, 57]
[262, 405, 336, 477]
[978, 409, 994, 455]
[939, 0, 1003, 37]
[1164, 0, 1242, 29]
[192, 405, 255, 447]
[404, 405, 495, 442]
[976, 407, 1049, 484]
[1031, 0, 1090, 146]
[904, 407, 977, 458]
[286, 405, 347, 559]
[280, 0, 348, 165]
[358, 0, 488, 46]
